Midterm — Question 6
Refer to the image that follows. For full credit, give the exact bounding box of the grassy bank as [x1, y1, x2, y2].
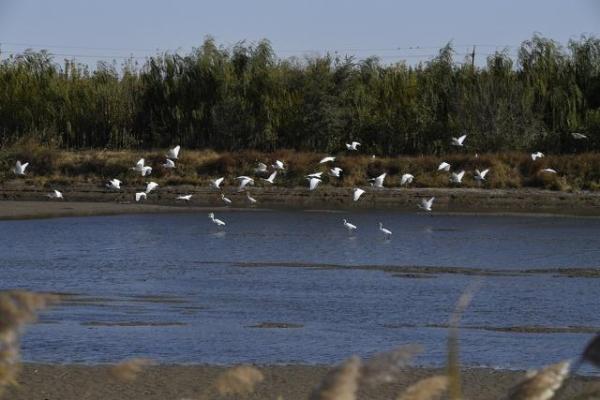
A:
[2, 140, 600, 192]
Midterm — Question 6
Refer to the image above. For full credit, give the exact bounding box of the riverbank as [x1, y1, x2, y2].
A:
[4, 363, 596, 400]
[1, 185, 600, 219]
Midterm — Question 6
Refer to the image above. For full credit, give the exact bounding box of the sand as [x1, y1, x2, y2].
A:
[3, 363, 597, 400]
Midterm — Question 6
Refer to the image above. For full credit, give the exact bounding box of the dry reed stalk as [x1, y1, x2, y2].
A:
[109, 358, 156, 382]
[396, 375, 449, 400]
[360, 344, 423, 385]
[214, 365, 264, 396]
[507, 360, 571, 400]
[309, 356, 361, 400]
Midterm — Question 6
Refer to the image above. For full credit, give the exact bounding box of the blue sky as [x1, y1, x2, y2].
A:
[0, 0, 598, 65]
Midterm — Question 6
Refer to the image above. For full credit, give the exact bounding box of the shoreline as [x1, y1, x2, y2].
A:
[5, 363, 595, 400]
[1, 186, 600, 220]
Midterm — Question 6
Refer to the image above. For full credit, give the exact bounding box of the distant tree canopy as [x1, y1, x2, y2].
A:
[0, 35, 599, 155]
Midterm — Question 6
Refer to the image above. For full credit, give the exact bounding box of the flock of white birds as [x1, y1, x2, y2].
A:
[9, 131, 589, 239]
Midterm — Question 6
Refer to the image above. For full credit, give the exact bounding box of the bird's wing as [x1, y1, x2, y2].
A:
[481, 169, 489, 178]
[136, 159, 145, 168]
[458, 135, 467, 143]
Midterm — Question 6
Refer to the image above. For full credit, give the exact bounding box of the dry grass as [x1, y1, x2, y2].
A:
[214, 365, 265, 396]
[396, 375, 448, 400]
[109, 358, 156, 383]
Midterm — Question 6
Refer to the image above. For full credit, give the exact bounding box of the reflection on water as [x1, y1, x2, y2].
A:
[0, 211, 599, 370]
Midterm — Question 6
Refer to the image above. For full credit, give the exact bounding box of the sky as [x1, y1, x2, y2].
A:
[0, 0, 598, 66]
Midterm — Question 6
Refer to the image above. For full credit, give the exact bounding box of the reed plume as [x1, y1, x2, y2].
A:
[396, 375, 448, 400]
[214, 365, 264, 396]
[506, 360, 571, 400]
[109, 358, 156, 382]
[360, 344, 422, 385]
[309, 356, 361, 400]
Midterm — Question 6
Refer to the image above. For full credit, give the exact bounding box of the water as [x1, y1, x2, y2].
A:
[1, 210, 600, 371]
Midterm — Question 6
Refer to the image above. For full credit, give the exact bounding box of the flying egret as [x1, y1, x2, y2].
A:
[236, 176, 255, 191]
[438, 162, 451, 172]
[255, 162, 268, 174]
[541, 168, 557, 174]
[306, 172, 323, 179]
[451, 134, 467, 147]
[162, 159, 176, 169]
[177, 194, 192, 201]
[571, 132, 588, 140]
[135, 192, 147, 202]
[262, 171, 277, 184]
[531, 152, 544, 161]
[319, 156, 336, 164]
[353, 188, 365, 201]
[378, 222, 392, 239]
[419, 197, 435, 212]
[166, 145, 181, 159]
[450, 170, 465, 184]
[246, 192, 257, 204]
[12, 161, 29, 176]
[145, 181, 159, 193]
[474, 168, 490, 182]
[329, 167, 343, 178]
[346, 141, 361, 151]
[211, 177, 224, 190]
[343, 219, 357, 231]
[272, 160, 285, 170]
[308, 177, 321, 191]
[106, 179, 122, 190]
[47, 190, 63, 200]
[208, 212, 226, 226]
[132, 158, 152, 176]
[221, 193, 232, 205]
[370, 173, 386, 188]
[400, 173, 414, 186]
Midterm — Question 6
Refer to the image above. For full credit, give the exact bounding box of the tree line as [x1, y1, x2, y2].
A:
[0, 35, 599, 155]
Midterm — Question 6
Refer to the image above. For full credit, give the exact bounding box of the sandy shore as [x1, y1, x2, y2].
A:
[1, 185, 600, 219]
[3, 363, 596, 400]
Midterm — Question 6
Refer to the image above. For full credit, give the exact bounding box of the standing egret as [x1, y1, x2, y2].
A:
[307, 177, 322, 191]
[221, 193, 232, 205]
[401, 173, 414, 186]
[450, 170, 465, 184]
[162, 159, 176, 169]
[47, 190, 63, 200]
[438, 162, 451, 172]
[106, 179, 122, 190]
[262, 171, 277, 184]
[166, 145, 181, 159]
[12, 161, 29, 176]
[145, 181, 159, 193]
[378, 222, 392, 239]
[329, 167, 343, 178]
[451, 134, 467, 146]
[236, 176, 255, 191]
[246, 192, 257, 204]
[343, 219, 357, 232]
[418, 197, 435, 212]
[135, 192, 147, 202]
[353, 188, 365, 202]
[345, 141, 361, 151]
[208, 212, 226, 226]
[474, 169, 489, 182]
[531, 152, 544, 161]
[177, 194, 192, 201]
[370, 173, 386, 188]
[319, 156, 336, 164]
[211, 177, 224, 190]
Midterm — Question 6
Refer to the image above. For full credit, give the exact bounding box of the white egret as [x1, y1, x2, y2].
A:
[177, 194, 192, 201]
[166, 145, 181, 159]
[541, 168, 557, 174]
[255, 162, 268, 173]
[236, 176, 255, 191]
[221, 193, 232, 205]
[378, 222, 392, 238]
[353, 188, 365, 202]
[208, 212, 226, 226]
[306, 172, 323, 179]
[106, 179, 122, 190]
[246, 192, 257, 204]
[319, 156, 336, 164]
[211, 177, 224, 190]
[132, 158, 152, 176]
[343, 219, 357, 231]
[47, 190, 63, 200]
[346, 141, 361, 151]
[12, 161, 29, 176]
[418, 197, 435, 212]
[450, 170, 465, 184]
[451, 134, 467, 146]
[135, 192, 147, 202]
[162, 159, 176, 169]
[329, 167, 343, 178]
[308, 177, 322, 191]
[531, 152, 544, 161]
[262, 171, 277, 184]
[400, 173, 414, 186]
[369, 173, 386, 188]
[145, 181, 159, 193]
[272, 160, 285, 170]
[571, 132, 588, 140]
[438, 162, 451, 172]
[474, 168, 490, 182]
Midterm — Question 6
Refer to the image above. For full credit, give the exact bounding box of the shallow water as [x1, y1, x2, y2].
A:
[1, 211, 600, 370]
